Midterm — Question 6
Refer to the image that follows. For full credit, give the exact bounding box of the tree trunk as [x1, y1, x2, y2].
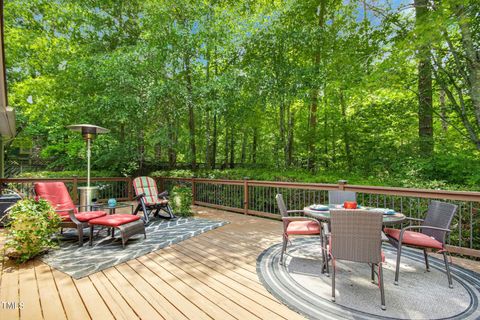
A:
[440, 89, 448, 133]
[251, 127, 258, 164]
[205, 48, 211, 167]
[415, 0, 434, 157]
[168, 118, 177, 168]
[457, 5, 480, 129]
[286, 104, 294, 167]
[205, 110, 211, 166]
[229, 126, 235, 168]
[279, 99, 287, 167]
[323, 98, 328, 168]
[307, 0, 326, 171]
[184, 53, 197, 169]
[241, 130, 247, 164]
[339, 91, 352, 170]
[211, 111, 218, 169]
[223, 124, 229, 168]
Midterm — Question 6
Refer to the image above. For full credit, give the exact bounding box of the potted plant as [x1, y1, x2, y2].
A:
[2, 198, 61, 263]
[171, 185, 193, 217]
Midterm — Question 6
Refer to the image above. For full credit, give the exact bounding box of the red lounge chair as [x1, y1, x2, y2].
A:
[133, 176, 175, 224]
[34, 182, 107, 247]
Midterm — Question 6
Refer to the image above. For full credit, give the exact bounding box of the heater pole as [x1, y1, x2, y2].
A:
[87, 137, 91, 206]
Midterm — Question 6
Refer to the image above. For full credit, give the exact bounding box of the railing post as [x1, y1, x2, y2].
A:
[127, 176, 133, 201]
[338, 180, 348, 191]
[158, 177, 165, 192]
[244, 178, 249, 215]
[72, 176, 78, 204]
[191, 177, 196, 205]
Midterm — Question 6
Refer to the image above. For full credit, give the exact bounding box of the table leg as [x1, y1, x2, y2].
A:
[321, 221, 330, 276]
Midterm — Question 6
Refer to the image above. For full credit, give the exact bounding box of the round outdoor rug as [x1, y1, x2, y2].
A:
[257, 238, 480, 320]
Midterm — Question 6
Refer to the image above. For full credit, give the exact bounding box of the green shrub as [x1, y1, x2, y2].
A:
[170, 185, 193, 217]
[3, 198, 62, 263]
[15, 170, 117, 178]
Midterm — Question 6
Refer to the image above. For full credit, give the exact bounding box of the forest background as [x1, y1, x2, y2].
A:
[4, 0, 480, 190]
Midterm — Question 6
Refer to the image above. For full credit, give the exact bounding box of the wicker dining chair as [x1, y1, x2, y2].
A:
[384, 200, 458, 288]
[276, 194, 321, 265]
[328, 190, 356, 205]
[329, 209, 386, 310]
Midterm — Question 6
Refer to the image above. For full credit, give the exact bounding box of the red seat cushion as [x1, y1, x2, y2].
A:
[286, 220, 320, 235]
[70, 211, 106, 222]
[88, 214, 141, 227]
[384, 228, 443, 250]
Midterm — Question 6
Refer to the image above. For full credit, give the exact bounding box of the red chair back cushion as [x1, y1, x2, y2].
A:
[34, 182, 78, 215]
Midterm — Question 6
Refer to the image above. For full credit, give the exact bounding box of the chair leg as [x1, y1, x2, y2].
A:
[320, 232, 329, 276]
[371, 264, 375, 283]
[379, 263, 386, 310]
[442, 252, 454, 289]
[423, 249, 430, 272]
[280, 234, 288, 265]
[77, 225, 84, 247]
[89, 225, 94, 246]
[394, 243, 403, 285]
[331, 258, 336, 302]
[140, 200, 150, 224]
[165, 205, 175, 218]
[133, 204, 141, 215]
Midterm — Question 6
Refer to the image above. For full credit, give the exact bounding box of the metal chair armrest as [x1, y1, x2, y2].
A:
[281, 216, 319, 223]
[158, 191, 169, 199]
[134, 193, 146, 200]
[54, 208, 81, 224]
[286, 210, 304, 215]
[400, 225, 451, 233]
[406, 217, 424, 222]
[398, 225, 451, 245]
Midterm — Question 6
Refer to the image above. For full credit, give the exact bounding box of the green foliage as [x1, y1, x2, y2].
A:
[152, 166, 480, 191]
[15, 170, 117, 178]
[170, 185, 193, 217]
[4, 0, 480, 190]
[4, 198, 61, 263]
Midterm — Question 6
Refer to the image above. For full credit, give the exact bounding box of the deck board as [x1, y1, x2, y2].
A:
[0, 262, 20, 320]
[34, 262, 67, 320]
[4, 206, 477, 319]
[0, 207, 307, 320]
[0, 207, 480, 320]
[18, 260, 43, 320]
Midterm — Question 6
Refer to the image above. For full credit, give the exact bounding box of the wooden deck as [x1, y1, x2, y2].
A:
[1, 206, 479, 320]
[0, 206, 307, 320]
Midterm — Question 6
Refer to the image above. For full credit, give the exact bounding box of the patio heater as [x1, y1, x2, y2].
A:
[67, 124, 109, 208]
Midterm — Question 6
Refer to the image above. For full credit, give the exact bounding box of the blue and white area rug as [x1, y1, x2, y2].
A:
[257, 238, 480, 320]
[41, 217, 228, 279]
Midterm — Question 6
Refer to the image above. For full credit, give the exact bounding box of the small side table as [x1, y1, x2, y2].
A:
[93, 202, 134, 215]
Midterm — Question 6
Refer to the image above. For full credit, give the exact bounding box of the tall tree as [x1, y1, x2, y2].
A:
[415, 0, 434, 156]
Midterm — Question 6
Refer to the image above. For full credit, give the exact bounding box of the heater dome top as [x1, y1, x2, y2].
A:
[67, 124, 109, 136]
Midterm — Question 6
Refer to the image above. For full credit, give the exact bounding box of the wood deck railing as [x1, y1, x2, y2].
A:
[1, 176, 479, 258]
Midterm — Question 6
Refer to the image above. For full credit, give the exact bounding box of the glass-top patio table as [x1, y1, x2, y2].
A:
[303, 204, 406, 225]
[303, 204, 406, 275]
